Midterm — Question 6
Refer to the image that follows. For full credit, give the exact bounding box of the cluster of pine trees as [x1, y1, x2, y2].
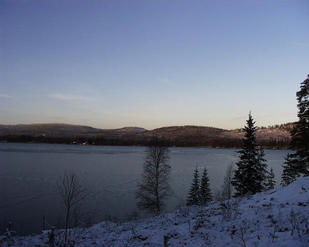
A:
[225, 74, 308, 197]
[186, 113, 276, 202]
[187, 167, 212, 206]
[188, 74, 308, 199]
[137, 74, 308, 215]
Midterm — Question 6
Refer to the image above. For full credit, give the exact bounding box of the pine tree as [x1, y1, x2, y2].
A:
[282, 75, 309, 185]
[231, 113, 268, 197]
[257, 148, 270, 189]
[265, 168, 275, 190]
[199, 168, 212, 205]
[281, 154, 298, 185]
[187, 167, 200, 206]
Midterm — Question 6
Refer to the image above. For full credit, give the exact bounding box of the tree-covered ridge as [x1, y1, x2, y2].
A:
[0, 123, 293, 149]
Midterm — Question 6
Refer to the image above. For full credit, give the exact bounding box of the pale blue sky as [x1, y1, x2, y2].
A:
[0, 0, 308, 129]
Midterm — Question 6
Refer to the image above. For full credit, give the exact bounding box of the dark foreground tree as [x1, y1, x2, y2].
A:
[282, 75, 309, 185]
[58, 172, 86, 245]
[265, 168, 276, 190]
[136, 138, 171, 215]
[200, 168, 212, 205]
[231, 113, 268, 197]
[220, 163, 234, 200]
[281, 154, 298, 185]
[187, 167, 200, 206]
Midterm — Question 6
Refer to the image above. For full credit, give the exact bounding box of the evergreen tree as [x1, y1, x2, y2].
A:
[281, 154, 298, 185]
[257, 148, 267, 170]
[282, 75, 309, 185]
[265, 168, 276, 190]
[258, 148, 271, 189]
[187, 167, 200, 206]
[200, 168, 212, 205]
[231, 113, 268, 197]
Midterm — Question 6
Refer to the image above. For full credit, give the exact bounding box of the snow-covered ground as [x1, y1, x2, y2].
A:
[2, 177, 309, 247]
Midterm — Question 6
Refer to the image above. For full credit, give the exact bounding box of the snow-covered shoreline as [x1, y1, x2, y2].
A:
[2, 177, 309, 247]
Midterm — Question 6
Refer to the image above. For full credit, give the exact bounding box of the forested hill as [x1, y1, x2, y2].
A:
[0, 123, 146, 137]
[0, 123, 294, 149]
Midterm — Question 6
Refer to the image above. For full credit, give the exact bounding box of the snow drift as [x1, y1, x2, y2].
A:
[2, 177, 309, 247]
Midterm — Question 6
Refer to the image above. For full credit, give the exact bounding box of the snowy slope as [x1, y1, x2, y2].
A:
[2, 177, 309, 247]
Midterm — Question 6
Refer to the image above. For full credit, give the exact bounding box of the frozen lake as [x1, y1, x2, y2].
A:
[0, 143, 289, 235]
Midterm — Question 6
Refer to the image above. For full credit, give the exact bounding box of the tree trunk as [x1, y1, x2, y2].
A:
[155, 160, 160, 214]
[64, 207, 70, 245]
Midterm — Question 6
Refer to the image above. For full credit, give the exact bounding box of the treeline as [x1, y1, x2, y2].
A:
[0, 135, 152, 146]
[0, 134, 290, 149]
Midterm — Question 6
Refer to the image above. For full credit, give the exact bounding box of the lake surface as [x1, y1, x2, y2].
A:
[0, 143, 289, 235]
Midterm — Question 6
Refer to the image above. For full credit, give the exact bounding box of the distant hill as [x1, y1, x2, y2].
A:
[0, 123, 100, 137]
[0, 124, 147, 137]
[136, 123, 293, 148]
[0, 123, 294, 149]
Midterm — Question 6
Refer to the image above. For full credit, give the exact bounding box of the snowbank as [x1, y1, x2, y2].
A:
[2, 177, 309, 247]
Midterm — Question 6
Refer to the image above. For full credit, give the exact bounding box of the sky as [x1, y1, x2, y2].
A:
[0, 0, 308, 130]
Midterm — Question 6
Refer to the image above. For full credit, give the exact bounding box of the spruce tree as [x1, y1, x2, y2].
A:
[200, 168, 212, 205]
[187, 167, 200, 206]
[281, 154, 298, 185]
[282, 75, 309, 185]
[231, 113, 268, 197]
[265, 168, 275, 190]
[257, 148, 270, 189]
